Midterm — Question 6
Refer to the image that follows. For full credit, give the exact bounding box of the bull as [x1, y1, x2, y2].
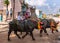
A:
[40, 19, 59, 36]
[8, 19, 38, 41]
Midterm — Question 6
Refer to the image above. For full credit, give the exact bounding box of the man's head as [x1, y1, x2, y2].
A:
[18, 12, 20, 16]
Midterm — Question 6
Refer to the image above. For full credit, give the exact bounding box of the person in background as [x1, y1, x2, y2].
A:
[20, 15, 25, 21]
[10, 8, 12, 18]
[17, 12, 21, 21]
[6, 9, 9, 21]
[25, 12, 28, 19]
[21, 1, 26, 16]
[26, 7, 31, 18]
[0, 13, 3, 22]
[1, 13, 3, 21]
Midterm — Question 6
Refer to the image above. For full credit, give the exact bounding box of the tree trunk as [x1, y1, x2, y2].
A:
[7, 5, 8, 11]
[6, 5, 8, 21]
[13, 0, 15, 20]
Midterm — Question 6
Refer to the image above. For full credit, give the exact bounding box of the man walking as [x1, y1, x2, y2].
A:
[6, 9, 9, 21]
[10, 8, 12, 18]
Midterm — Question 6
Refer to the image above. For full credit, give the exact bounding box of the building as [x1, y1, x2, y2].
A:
[0, 0, 23, 21]
[21, 2, 37, 19]
[0, 0, 38, 21]
[0, 0, 6, 21]
[0, 0, 4, 12]
[11, 0, 23, 18]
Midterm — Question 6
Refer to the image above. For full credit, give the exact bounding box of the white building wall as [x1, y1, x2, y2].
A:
[0, 0, 22, 20]
[0, 0, 4, 10]
[10, 0, 22, 18]
[14, 0, 22, 18]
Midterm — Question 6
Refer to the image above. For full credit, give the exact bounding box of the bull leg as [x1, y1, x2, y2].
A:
[8, 29, 12, 41]
[21, 32, 22, 35]
[43, 28, 48, 35]
[56, 29, 58, 32]
[55, 28, 58, 32]
[14, 31, 21, 39]
[22, 32, 28, 39]
[30, 31, 35, 40]
[50, 27, 54, 33]
[52, 29, 54, 33]
[40, 29, 43, 37]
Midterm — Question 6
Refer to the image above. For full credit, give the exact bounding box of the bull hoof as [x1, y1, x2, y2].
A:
[18, 37, 21, 39]
[33, 38, 35, 41]
[46, 34, 49, 35]
[56, 30, 58, 32]
[22, 36, 24, 39]
[52, 30, 54, 33]
[8, 39, 11, 41]
[40, 35, 42, 37]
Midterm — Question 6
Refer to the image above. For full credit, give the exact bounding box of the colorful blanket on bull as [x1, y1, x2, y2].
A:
[38, 22, 40, 30]
[38, 22, 43, 30]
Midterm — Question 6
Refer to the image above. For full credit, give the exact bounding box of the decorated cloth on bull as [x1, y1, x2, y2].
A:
[38, 21, 40, 30]
[38, 21, 43, 30]
[50, 21, 55, 27]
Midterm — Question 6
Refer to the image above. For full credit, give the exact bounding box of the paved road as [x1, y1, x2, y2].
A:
[0, 29, 60, 43]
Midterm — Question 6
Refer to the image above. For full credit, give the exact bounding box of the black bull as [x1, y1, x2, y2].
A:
[8, 20, 38, 41]
[40, 19, 58, 36]
[8, 19, 58, 41]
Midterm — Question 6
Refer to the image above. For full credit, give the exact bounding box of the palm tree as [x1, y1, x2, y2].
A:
[4, 0, 9, 21]
[4, 0, 9, 11]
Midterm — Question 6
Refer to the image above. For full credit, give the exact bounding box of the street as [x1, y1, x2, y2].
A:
[0, 20, 60, 43]
[0, 0, 60, 43]
[0, 28, 60, 43]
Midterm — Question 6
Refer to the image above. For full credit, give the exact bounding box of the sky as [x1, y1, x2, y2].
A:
[25, 0, 60, 14]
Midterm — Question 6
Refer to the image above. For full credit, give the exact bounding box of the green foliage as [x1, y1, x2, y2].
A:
[4, 0, 9, 6]
[56, 14, 60, 17]
[54, 14, 60, 17]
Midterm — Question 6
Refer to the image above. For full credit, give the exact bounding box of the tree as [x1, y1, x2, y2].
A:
[4, 0, 9, 11]
[54, 14, 60, 17]
[4, 0, 9, 21]
[56, 14, 60, 17]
